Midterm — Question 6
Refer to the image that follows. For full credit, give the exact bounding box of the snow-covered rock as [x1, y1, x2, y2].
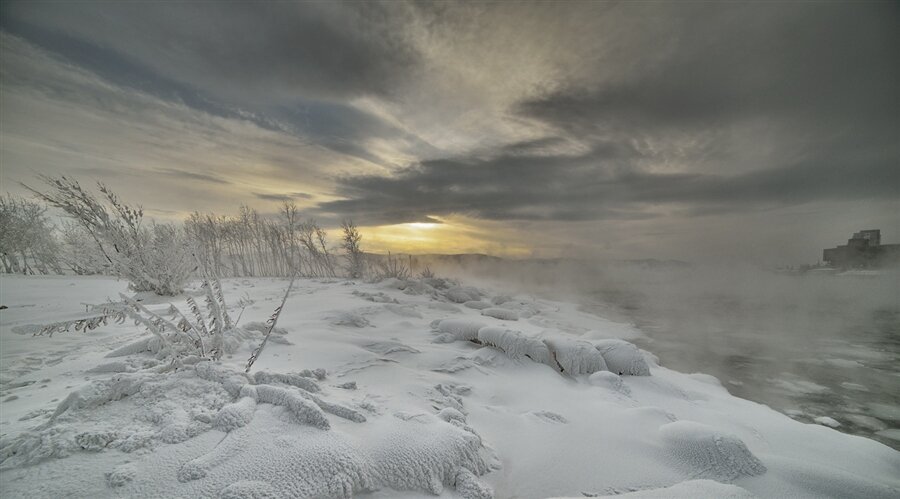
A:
[592, 339, 651, 376]
[481, 308, 519, 321]
[542, 337, 609, 374]
[438, 318, 488, 342]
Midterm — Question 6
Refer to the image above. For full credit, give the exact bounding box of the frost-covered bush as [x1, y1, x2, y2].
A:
[0, 194, 62, 275]
[26, 176, 191, 295]
[36, 276, 292, 371]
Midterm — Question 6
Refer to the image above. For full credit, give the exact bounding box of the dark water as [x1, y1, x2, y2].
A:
[581, 266, 900, 450]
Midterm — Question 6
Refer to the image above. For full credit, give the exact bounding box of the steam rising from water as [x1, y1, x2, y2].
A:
[431, 257, 900, 449]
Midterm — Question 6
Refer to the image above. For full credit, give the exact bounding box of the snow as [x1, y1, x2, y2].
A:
[0, 274, 898, 498]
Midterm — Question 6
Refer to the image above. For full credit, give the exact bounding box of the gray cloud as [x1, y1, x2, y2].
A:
[0, 1, 433, 166]
[0, 1, 419, 102]
[156, 169, 231, 185]
[319, 2, 898, 225]
[253, 192, 314, 202]
[318, 141, 899, 226]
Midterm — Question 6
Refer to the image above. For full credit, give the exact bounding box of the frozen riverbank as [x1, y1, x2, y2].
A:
[1, 274, 898, 498]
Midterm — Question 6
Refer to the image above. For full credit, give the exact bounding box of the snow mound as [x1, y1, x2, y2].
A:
[445, 286, 482, 303]
[214, 396, 258, 432]
[542, 337, 609, 375]
[438, 318, 488, 342]
[481, 308, 519, 321]
[253, 371, 321, 393]
[352, 290, 398, 303]
[328, 311, 371, 328]
[1, 362, 369, 470]
[593, 339, 651, 376]
[658, 421, 766, 482]
[168, 409, 494, 499]
[491, 295, 512, 305]
[105, 462, 137, 488]
[476, 327, 552, 365]
[1, 369, 229, 469]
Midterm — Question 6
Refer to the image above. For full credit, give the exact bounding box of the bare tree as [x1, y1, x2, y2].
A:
[340, 219, 365, 279]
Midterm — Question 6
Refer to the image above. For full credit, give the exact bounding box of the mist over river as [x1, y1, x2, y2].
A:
[578, 265, 900, 450]
[442, 257, 900, 450]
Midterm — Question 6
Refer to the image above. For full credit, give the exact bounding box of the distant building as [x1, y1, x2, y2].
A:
[823, 229, 900, 268]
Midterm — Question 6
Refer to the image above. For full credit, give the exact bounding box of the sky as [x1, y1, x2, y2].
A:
[1, 1, 897, 264]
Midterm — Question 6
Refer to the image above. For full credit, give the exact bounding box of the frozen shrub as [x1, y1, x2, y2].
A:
[25, 176, 191, 295]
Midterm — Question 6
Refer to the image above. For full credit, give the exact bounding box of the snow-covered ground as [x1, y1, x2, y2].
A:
[0, 274, 897, 498]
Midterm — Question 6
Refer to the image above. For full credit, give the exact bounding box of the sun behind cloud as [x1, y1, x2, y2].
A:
[355, 216, 530, 257]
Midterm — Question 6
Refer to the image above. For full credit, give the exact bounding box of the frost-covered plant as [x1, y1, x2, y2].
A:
[375, 252, 411, 280]
[419, 265, 435, 279]
[340, 218, 365, 279]
[24, 176, 192, 295]
[58, 221, 108, 275]
[0, 194, 62, 275]
[245, 274, 296, 372]
[37, 306, 128, 337]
